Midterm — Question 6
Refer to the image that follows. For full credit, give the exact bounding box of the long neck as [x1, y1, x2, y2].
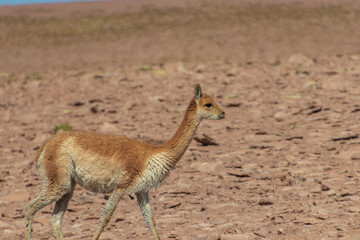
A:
[156, 98, 200, 168]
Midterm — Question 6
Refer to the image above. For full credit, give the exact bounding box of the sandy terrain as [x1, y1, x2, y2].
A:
[1, 0, 360, 239]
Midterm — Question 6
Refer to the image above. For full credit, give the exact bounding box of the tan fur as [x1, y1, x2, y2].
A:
[25, 84, 225, 240]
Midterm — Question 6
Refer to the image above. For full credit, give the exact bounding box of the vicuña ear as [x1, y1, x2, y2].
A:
[194, 84, 202, 101]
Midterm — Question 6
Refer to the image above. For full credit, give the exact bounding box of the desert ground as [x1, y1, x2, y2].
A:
[1, 0, 360, 239]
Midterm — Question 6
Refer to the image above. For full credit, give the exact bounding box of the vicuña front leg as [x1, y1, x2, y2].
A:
[92, 189, 126, 240]
[136, 191, 161, 240]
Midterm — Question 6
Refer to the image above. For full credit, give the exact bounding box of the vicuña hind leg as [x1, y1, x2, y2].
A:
[25, 185, 71, 240]
[92, 189, 126, 240]
[51, 180, 76, 240]
[136, 191, 161, 240]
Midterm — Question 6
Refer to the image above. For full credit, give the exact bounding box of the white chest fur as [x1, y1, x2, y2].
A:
[131, 154, 172, 193]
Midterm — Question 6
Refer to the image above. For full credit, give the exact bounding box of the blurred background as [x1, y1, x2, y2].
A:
[1, 0, 360, 73]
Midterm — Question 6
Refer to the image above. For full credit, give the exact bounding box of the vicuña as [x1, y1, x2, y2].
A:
[25, 84, 225, 240]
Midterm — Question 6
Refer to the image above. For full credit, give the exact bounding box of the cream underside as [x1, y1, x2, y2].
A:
[69, 151, 172, 194]
[66, 142, 127, 194]
[38, 138, 173, 194]
[38, 138, 172, 194]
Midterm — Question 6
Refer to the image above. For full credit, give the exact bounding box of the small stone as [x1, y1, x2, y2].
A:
[294, 173, 306, 184]
[288, 53, 314, 66]
[258, 199, 273, 206]
[278, 228, 285, 235]
[274, 111, 287, 122]
[347, 206, 360, 213]
[310, 186, 321, 193]
[321, 184, 330, 191]
[315, 208, 328, 220]
[90, 105, 98, 113]
[226, 68, 237, 77]
[350, 153, 360, 160]
[350, 54, 360, 61]
[327, 190, 336, 197]
[269, 59, 281, 66]
[196, 64, 206, 73]
[331, 132, 358, 141]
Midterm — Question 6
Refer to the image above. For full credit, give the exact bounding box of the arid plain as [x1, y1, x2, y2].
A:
[1, 0, 360, 239]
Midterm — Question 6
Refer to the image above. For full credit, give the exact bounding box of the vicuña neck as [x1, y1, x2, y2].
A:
[156, 98, 200, 168]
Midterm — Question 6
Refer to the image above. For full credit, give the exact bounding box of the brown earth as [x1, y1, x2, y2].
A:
[1, 0, 360, 239]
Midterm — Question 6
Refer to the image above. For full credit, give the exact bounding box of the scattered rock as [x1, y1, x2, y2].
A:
[310, 186, 321, 194]
[350, 108, 360, 113]
[294, 218, 321, 225]
[314, 208, 329, 220]
[349, 54, 360, 61]
[168, 203, 181, 209]
[90, 105, 99, 113]
[167, 233, 178, 239]
[93, 74, 104, 79]
[325, 71, 338, 76]
[258, 199, 274, 206]
[89, 99, 103, 103]
[288, 53, 314, 66]
[227, 171, 251, 178]
[350, 153, 360, 160]
[225, 103, 241, 108]
[226, 68, 237, 77]
[294, 173, 306, 184]
[254, 231, 267, 238]
[307, 106, 322, 115]
[63, 232, 76, 237]
[347, 206, 360, 213]
[331, 132, 358, 141]
[326, 190, 336, 197]
[194, 134, 219, 146]
[274, 111, 287, 122]
[196, 64, 206, 73]
[68, 101, 85, 107]
[286, 136, 303, 141]
[270, 59, 281, 66]
[321, 184, 330, 191]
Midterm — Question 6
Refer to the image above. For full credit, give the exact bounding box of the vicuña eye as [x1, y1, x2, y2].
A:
[204, 103, 212, 108]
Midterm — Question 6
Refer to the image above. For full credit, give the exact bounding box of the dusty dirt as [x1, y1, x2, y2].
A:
[1, 0, 360, 239]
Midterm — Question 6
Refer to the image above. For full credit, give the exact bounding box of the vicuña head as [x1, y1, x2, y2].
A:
[194, 84, 225, 120]
[25, 84, 225, 240]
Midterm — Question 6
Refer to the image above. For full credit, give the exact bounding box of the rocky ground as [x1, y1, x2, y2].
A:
[1, 0, 360, 239]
